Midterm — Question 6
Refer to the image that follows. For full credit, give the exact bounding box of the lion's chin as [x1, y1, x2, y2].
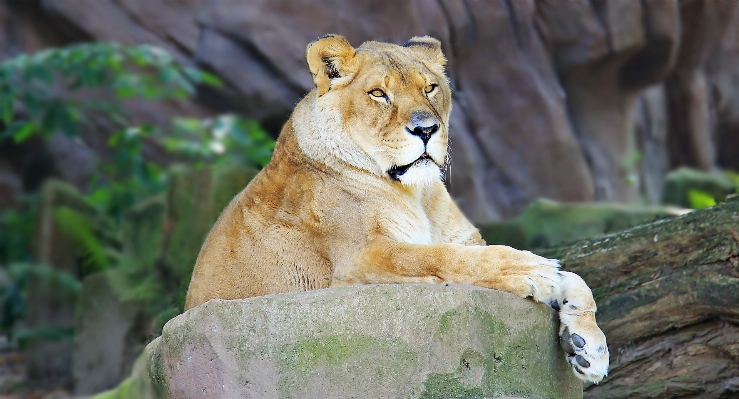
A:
[390, 158, 441, 188]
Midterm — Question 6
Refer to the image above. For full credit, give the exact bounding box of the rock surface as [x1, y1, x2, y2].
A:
[73, 272, 146, 395]
[1, 0, 738, 220]
[146, 284, 582, 399]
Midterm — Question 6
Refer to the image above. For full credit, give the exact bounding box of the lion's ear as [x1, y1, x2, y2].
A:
[306, 34, 356, 95]
[403, 36, 446, 68]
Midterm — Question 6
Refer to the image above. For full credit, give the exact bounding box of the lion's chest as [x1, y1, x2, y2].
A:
[380, 204, 434, 245]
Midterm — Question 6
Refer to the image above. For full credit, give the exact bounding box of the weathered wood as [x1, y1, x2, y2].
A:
[541, 197, 739, 398]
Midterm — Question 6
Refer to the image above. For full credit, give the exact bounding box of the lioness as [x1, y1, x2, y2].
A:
[185, 35, 608, 382]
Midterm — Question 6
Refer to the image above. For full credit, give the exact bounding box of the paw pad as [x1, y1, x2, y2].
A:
[560, 328, 575, 353]
[575, 354, 590, 368]
[560, 325, 609, 383]
[571, 333, 585, 348]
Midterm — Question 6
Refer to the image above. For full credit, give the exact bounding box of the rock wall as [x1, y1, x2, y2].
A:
[1, 0, 738, 220]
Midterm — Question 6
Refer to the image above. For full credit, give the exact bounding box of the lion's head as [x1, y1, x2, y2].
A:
[293, 34, 452, 188]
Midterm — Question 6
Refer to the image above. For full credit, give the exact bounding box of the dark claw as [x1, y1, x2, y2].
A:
[575, 355, 590, 368]
[573, 364, 584, 374]
[560, 329, 575, 353]
[549, 300, 560, 311]
[572, 333, 586, 349]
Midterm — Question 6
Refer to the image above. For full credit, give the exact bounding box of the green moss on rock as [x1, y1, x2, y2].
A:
[139, 285, 582, 398]
[281, 335, 417, 375]
[420, 373, 485, 399]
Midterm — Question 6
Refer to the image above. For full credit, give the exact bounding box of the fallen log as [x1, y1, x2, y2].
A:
[541, 196, 739, 399]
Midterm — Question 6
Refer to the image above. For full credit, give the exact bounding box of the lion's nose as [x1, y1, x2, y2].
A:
[406, 112, 440, 145]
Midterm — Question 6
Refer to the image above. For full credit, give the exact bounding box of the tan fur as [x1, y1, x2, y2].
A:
[185, 35, 609, 383]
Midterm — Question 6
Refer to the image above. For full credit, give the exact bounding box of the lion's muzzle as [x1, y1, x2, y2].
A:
[406, 111, 440, 146]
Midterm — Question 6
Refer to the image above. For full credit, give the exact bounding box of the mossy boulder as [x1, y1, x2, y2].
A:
[146, 285, 581, 399]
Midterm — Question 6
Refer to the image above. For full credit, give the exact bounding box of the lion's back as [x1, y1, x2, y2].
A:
[184, 150, 333, 309]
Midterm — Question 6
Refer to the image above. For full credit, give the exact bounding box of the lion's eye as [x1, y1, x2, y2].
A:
[369, 89, 386, 98]
[424, 84, 438, 94]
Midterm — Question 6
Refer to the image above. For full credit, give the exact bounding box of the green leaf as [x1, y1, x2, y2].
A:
[107, 131, 124, 146]
[52, 206, 111, 273]
[688, 189, 717, 209]
[200, 71, 223, 87]
[87, 187, 112, 208]
[42, 103, 83, 137]
[158, 65, 180, 84]
[8, 121, 35, 143]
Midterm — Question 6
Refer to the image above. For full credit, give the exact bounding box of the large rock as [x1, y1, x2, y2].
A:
[147, 285, 582, 399]
[3, 0, 739, 220]
[73, 272, 145, 395]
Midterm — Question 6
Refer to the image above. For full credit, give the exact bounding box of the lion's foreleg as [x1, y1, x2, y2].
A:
[340, 239, 609, 383]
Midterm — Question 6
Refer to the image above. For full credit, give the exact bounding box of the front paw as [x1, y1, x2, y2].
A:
[559, 314, 609, 383]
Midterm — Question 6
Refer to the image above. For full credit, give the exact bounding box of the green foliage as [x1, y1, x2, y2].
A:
[661, 167, 738, 209]
[0, 262, 81, 335]
[0, 42, 265, 217]
[14, 326, 75, 348]
[0, 196, 36, 265]
[622, 150, 642, 186]
[0, 202, 37, 334]
[0, 42, 274, 340]
[0, 42, 221, 142]
[152, 306, 181, 336]
[687, 189, 717, 209]
[684, 171, 739, 209]
[163, 115, 275, 168]
[52, 206, 112, 273]
[92, 124, 169, 216]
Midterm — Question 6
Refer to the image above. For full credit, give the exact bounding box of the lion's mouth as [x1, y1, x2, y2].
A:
[388, 153, 435, 181]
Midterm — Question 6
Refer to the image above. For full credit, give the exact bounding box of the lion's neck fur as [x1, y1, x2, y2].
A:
[291, 91, 385, 177]
[268, 97, 424, 202]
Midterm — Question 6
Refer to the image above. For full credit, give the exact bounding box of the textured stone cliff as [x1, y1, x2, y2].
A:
[2, 0, 738, 220]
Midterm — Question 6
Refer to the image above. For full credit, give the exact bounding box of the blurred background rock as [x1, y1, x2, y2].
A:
[0, 0, 738, 398]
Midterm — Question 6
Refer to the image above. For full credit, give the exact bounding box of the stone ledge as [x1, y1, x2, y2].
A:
[146, 284, 581, 399]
